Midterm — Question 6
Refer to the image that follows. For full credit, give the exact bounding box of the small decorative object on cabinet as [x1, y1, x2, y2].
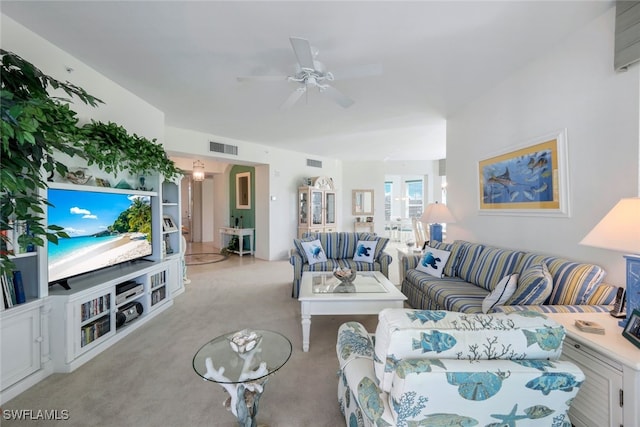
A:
[298, 176, 337, 238]
[547, 312, 640, 427]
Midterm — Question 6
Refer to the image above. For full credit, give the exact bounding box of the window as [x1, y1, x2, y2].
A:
[405, 180, 423, 218]
[384, 181, 392, 221]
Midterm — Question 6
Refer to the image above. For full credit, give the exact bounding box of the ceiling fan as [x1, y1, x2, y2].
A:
[237, 37, 381, 109]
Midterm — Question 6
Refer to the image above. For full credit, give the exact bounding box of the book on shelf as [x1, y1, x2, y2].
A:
[1, 273, 13, 308]
[12, 270, 26, 304]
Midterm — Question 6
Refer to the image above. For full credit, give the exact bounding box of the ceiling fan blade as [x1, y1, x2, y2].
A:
[281, 87, 306, 110]
[323, 85, 354, 108]
[331, 63, 383, 80]
[237, 75, 288, 82]
[290, 37, 315, 70]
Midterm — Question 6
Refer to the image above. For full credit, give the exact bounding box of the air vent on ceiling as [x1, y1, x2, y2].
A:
[210, 141, 238, 155]
[307, 158, 323, 168]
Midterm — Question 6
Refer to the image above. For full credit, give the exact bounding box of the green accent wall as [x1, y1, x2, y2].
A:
[229, 165, 255, 249]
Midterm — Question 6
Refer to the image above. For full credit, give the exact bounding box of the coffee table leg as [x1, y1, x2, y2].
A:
[301, 312, 311, 352]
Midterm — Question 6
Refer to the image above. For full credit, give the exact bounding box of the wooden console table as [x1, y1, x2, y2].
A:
[353, 221, 374, 233]
[219, 227, 254, 257]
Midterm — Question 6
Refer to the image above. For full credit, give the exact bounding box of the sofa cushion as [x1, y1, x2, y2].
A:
[455, 242, 485, 282]
[416, 248, 451, 278]
[337, 232, 388, 260]
[545, 258, 605, 305]
[582, 282, 617, 305]
[430, 241, 467, 277]
[467, 247, 524, 291]
[482, 274, 518, 313]
[506, 263, 553, 305]
[293, 236, 315, 263]
[353, 240, 376, 263]
[300, 239, 327, 265]
[373, 308, 565, 393]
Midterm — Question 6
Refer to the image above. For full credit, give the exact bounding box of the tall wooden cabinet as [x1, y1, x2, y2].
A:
[297, 176, 337, 238]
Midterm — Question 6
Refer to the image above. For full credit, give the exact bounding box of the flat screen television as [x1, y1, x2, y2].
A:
[47, 187, 153, 288]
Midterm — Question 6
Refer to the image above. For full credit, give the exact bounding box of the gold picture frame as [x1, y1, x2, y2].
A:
[478, 129, 569, 217]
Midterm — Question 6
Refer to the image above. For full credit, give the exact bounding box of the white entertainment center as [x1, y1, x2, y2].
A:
[0, 171, 184, 404]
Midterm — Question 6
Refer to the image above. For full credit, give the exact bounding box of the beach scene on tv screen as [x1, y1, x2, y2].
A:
[48, 189, 152, 283]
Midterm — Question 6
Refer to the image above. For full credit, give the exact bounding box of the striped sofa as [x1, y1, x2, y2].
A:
[290, 232, 392, 298]
[400, 240, 617, 313]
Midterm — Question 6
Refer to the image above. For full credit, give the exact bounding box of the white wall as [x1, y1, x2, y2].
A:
[1, 16, 165, 143]
[447, 8, 639, 285]
[164, 126, 344, 260]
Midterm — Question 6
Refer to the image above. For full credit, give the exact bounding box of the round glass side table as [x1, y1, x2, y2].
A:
[193, 329, 292, 427]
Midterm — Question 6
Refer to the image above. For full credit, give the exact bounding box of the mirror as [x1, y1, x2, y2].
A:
[352, 189, 374, 216]
[236, 171, 251, 209]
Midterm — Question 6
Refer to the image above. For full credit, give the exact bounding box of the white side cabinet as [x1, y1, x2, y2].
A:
[548, 313, 640, 427]
[0, 300, 46, 402]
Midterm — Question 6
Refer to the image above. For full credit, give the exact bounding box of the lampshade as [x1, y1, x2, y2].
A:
[579, 198, 640, 254]
[420, 202, 456, 224]
[192, 160, 205, 182]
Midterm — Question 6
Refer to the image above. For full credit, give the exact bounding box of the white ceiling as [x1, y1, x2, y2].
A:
[2, 1, 614, 162]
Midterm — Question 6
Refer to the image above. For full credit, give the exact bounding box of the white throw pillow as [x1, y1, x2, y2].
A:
[482, 274, 519, 313]
[300, 239, 327, 265]
[416, 248, 451, 278]
[353, 240, 377, 263]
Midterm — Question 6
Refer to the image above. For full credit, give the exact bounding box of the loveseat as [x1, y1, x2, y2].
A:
[290, 232, 392, 298]
[400, 240, 617, 314]
[336, 308, 584, 427]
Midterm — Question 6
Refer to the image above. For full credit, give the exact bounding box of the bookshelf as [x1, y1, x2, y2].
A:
[49, 259, 178, 372]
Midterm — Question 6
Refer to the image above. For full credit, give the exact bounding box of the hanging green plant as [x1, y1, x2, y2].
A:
[0, 49, 181, 275]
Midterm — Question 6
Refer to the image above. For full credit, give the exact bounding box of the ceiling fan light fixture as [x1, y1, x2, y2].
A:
[192, 160, 205, 181]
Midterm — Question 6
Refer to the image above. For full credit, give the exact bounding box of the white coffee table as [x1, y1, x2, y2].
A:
[298, 271, 407, 352]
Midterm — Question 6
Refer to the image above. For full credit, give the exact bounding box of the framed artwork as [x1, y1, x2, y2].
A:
[236, 172, 251, 209]
[162, 215, 177, 232]
[622, 308, 640, 349]
[478, 129, 570, 216]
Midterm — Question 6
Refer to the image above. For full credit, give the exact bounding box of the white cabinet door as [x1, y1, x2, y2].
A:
[0, 306, 41, 390]
[561, 337, 624, 427]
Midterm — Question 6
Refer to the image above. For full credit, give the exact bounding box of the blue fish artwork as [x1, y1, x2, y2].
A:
[526, 372, 583, 395]
[411, 330, 457, 353]
[523, 326, 565, 351]
[421, 252, 441, 269]
[356, 244, 371, 257]
[406, 310, 447, 324]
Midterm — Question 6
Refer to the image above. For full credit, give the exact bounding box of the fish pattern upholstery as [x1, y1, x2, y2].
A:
[336, 309, 584, 427]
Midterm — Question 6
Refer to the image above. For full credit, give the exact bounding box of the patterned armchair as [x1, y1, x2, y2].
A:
[336, 308, 584, 427]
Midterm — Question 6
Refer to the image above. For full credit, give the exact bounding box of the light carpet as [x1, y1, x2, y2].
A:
[2, 256, 383, 427]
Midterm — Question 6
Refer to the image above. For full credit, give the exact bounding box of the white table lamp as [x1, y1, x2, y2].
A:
[420, 202, 456, 243]
[580, 197, 640, 327]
